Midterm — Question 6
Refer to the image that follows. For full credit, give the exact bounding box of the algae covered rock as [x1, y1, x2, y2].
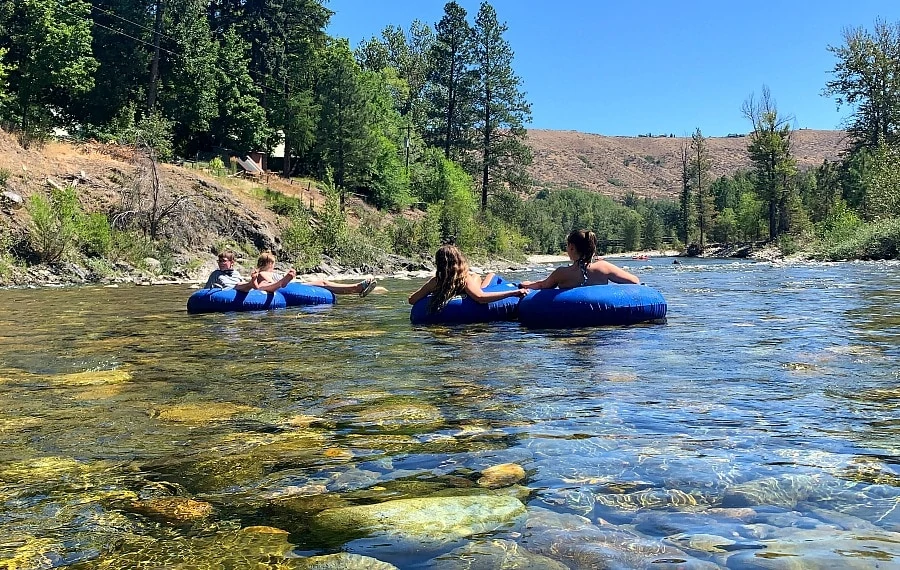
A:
[312, 494, 526, 544]
[130, 496, 214, 524]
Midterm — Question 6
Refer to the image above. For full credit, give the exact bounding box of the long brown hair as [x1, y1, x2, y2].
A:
[567, 230, 597, 267]
[429, 245, 469, 313]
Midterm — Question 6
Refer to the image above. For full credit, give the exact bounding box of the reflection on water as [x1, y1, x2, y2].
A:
[1, 259, 899, 569]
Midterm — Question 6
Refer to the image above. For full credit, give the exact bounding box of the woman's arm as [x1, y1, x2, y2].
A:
[464, 274, 527, 304]
[408, 276, 437, 305]
[254, 269, 296, 292]
[597, 260, 640, 284]
[519, 268, 563, 290]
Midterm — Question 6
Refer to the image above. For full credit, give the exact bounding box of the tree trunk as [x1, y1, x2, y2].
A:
[147, 0, 164, 111]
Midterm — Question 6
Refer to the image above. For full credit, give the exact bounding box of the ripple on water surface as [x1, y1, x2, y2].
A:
[0, 260, 899, 567]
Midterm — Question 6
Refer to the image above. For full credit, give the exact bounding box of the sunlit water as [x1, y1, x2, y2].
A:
[0, 258, 898, 569]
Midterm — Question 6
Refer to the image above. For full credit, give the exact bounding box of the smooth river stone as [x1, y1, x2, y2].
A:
[312, 494, 526, 543]
[477, 463, 526, 488]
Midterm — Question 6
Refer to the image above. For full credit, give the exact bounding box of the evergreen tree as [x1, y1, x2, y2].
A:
[356, 20, 434, 127]
[425, 1, 475, 159]
[678, 140, 695, 244]
[0, 0, 98, 138]
[823, 19, 900, 151]
[159, 0, 218, 155]
[471, 2, 532, 210]
[742, 86, 797, 239]
[690, 128, 715, 249]
[74, 0, 152, 129]
[210, 28, 269, 154]
[315, 40, 376, 206]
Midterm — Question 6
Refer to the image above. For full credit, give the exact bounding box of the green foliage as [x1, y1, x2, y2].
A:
[76, 212, 112, 257]
[471, 3, 532, 210]
[26, 186, 81, 262]
[0, 0, 97, 140]
[621, 210, 642, 251]
[425, 1, 476, 159]
[814, 217, 900, 260]
[0, 168, 9, 187]
[210, 28, 269, 156]
[776, 233, 799, 256]
[280, 207, 321, 270]
[122, 112, 175, 162]
[208, 157, 226, 176]
[743, 86, 797, 239]
[863, 142, 900, 219]
[824, 20, 900, 151]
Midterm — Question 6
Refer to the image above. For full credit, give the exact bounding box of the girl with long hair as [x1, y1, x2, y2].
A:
[408, 245, 527, 313]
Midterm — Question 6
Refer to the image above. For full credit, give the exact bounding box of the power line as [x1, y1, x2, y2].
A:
[53, 0, 299, 98]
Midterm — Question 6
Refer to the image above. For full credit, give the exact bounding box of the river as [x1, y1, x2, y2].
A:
[0, 257, 898, 569]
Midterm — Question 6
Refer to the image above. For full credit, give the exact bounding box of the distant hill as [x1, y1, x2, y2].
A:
[525, 129, 850, 200]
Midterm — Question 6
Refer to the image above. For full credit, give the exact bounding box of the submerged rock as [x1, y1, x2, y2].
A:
[477, 463, 526, 489]
[152, 401, 258, 423]
[430, 539, 568, 569]
[726, 526, 900, 569]
[295, 553, 398, 569]
[312, 494, 526, 544]
[130, 496, 214, 524]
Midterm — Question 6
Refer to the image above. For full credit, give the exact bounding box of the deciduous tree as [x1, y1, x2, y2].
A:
[823, 19, 900, 151]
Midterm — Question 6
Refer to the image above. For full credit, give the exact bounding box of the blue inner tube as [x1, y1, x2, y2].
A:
[517, 284, 667, 328]
[279, 282, 335, 306]
[410, 275, 520, 325]
[187, 288, 287, 314]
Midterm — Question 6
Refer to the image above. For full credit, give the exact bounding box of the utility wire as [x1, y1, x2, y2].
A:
[54, 0, 298, 97]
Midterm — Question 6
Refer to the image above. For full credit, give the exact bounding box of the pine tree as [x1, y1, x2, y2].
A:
[742, 86, 797, 239]
[471, 2, 531, 210]
[315, 40, 376, 206]
[690, 128, 715, 250]
[425, 1, 475, 159]
[210, 28, 269, 154]
[159, 0, 218, 154]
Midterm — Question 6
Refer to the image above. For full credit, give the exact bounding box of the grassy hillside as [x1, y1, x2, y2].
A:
[525, 129, 850, 199]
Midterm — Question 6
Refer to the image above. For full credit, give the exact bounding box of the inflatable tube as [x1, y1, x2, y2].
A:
[279, 282, 335, 307]
[518, 284, 666, 328]
[187, 288, 287, 314]
[410, 275, 520, 325]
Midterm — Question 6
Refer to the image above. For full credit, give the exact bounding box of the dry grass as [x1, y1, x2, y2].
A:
[526, 129, 851, 199]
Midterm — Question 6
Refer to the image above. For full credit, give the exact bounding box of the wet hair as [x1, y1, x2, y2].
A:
[256, 251, 276, 269]
[567, 230, 597, 267]
[217, 250, 236, 262]
[429, 245, 470, 314]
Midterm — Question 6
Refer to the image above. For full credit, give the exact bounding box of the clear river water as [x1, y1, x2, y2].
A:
[0, 257, 898, 569]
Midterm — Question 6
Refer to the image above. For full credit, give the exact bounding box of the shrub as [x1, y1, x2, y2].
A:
[208, 156, 226, 176]
[77, 212, 112, 257]
[281, 208, 321, 269]
[26, 186, 81, 263]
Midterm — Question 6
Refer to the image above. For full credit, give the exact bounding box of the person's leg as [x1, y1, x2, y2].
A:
[305, 276, 377, 297]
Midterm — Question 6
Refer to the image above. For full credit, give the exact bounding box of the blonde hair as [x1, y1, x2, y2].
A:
[429, 245, 469, 314]
[256, 251, 276, 269]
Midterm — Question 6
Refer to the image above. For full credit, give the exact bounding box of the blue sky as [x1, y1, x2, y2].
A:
[326, 0, 899, 137]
